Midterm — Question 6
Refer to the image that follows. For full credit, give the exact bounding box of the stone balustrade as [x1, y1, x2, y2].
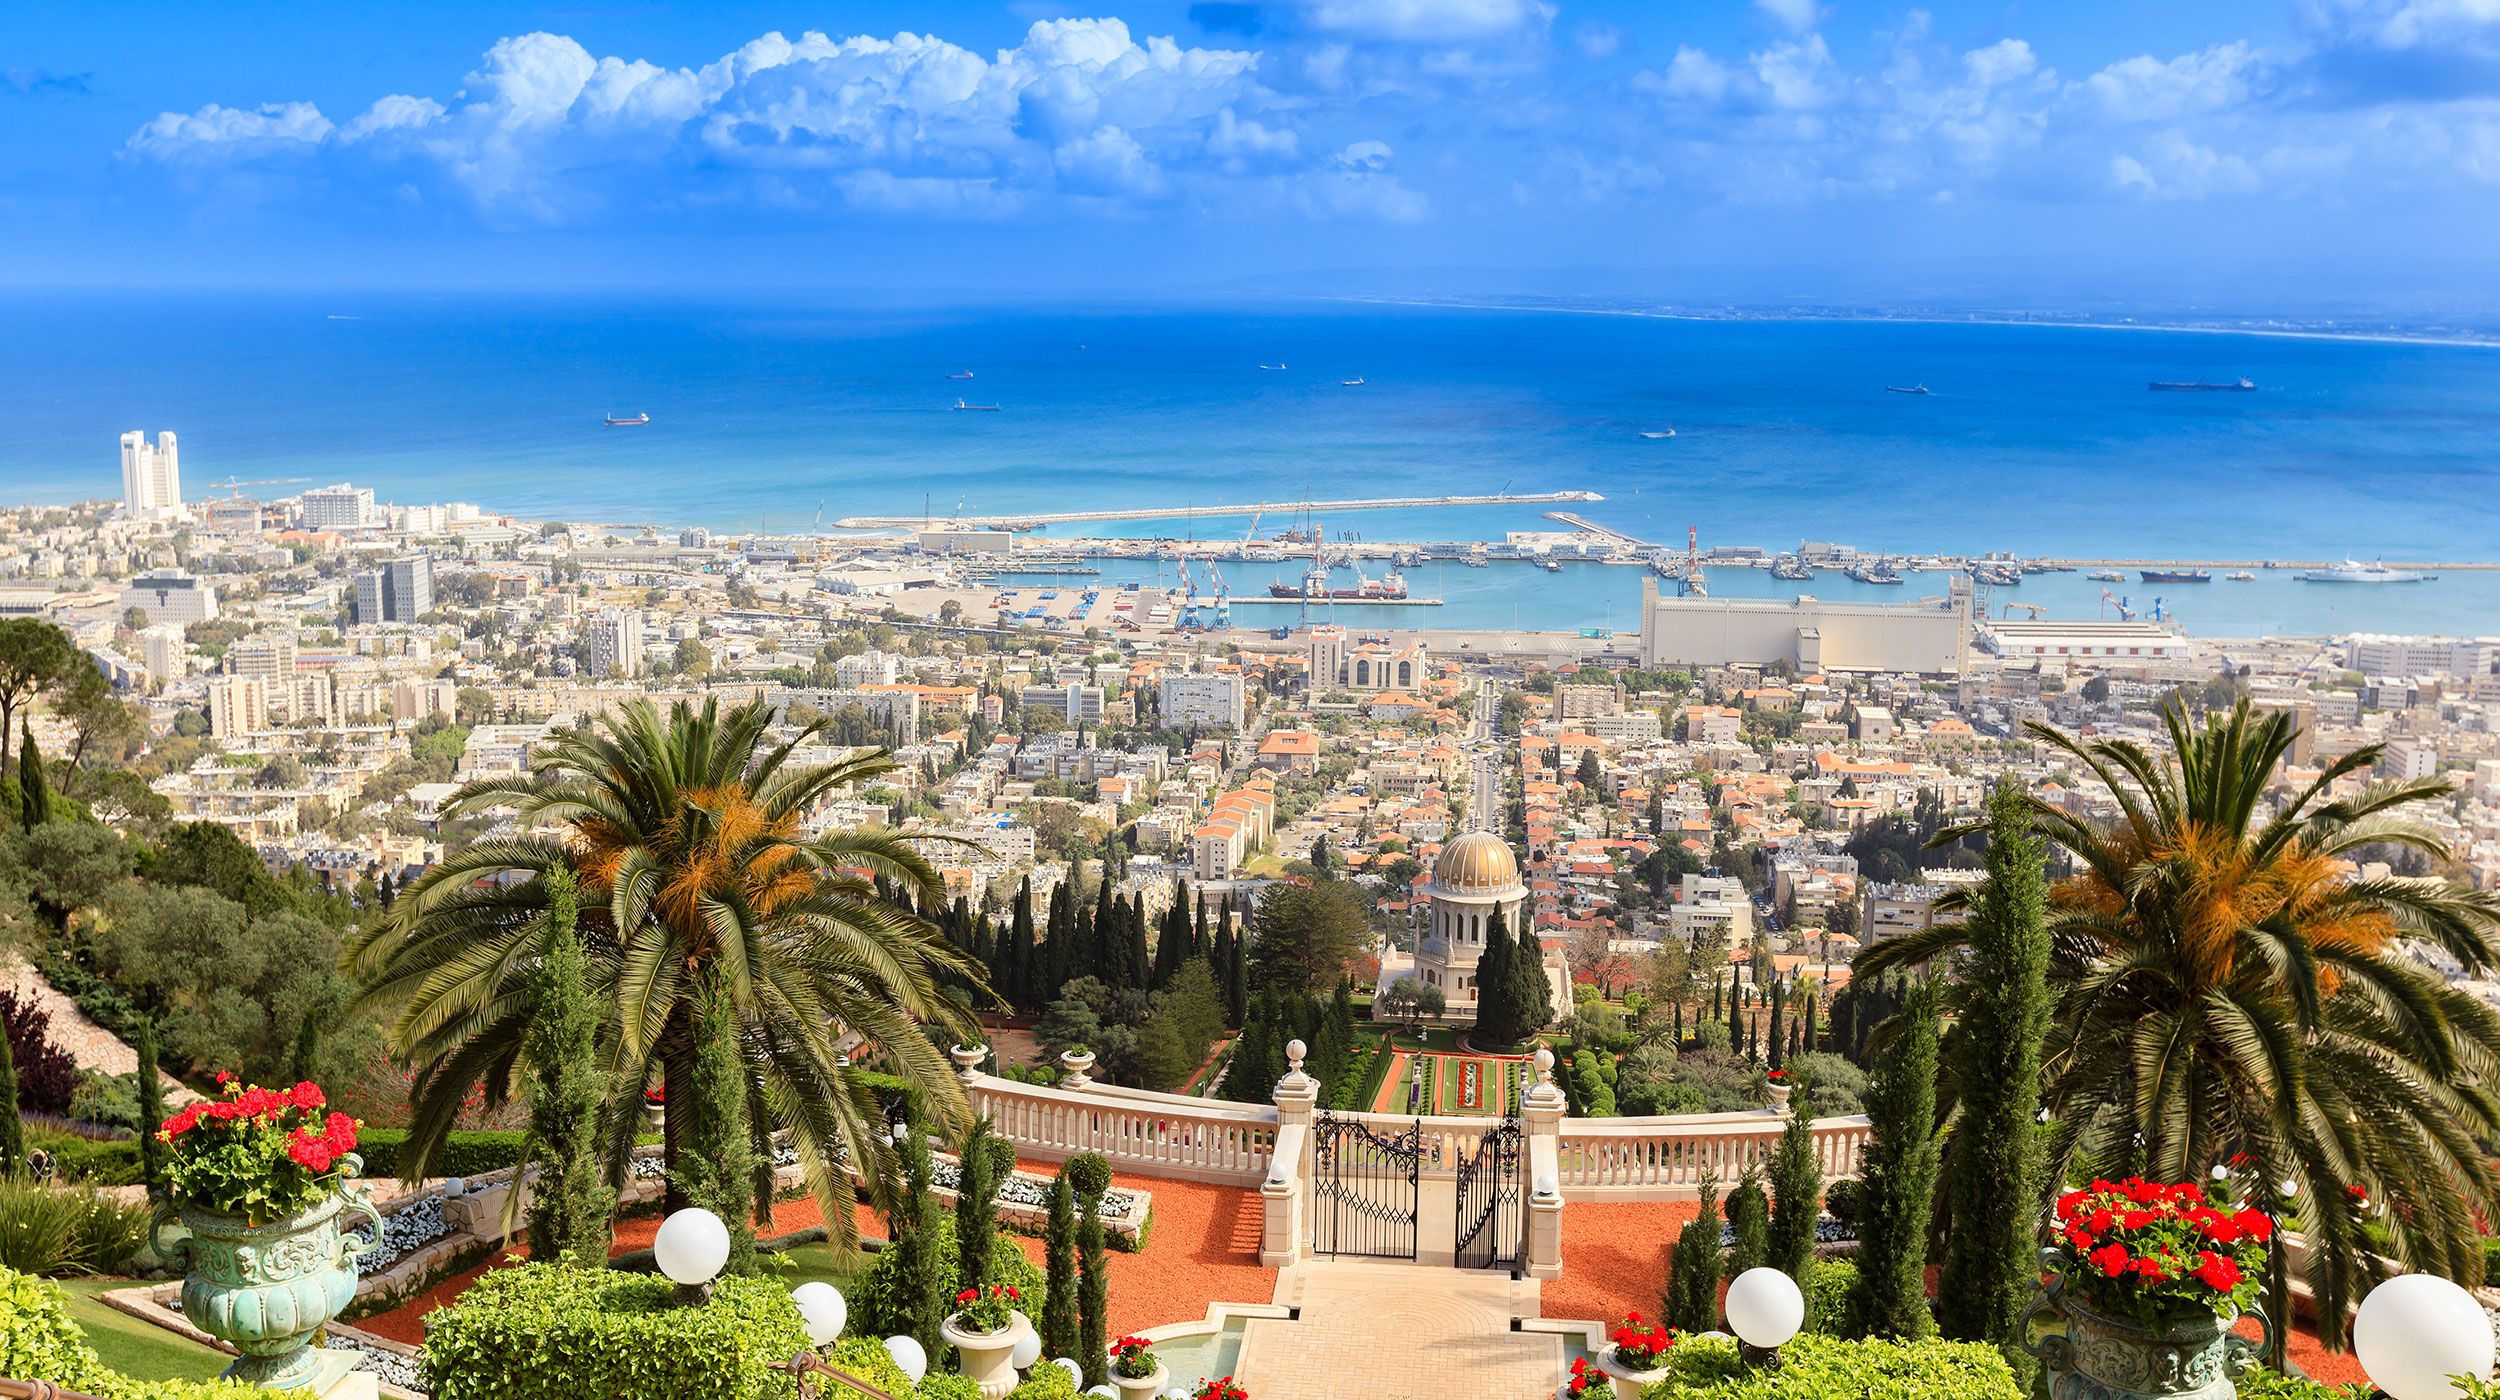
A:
[964, 1075, 1279, 1187]
[1552, 1112, 1874, 1201]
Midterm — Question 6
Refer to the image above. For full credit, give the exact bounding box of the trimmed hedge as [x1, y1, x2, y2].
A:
[0, 1265, 260, 1400]
[1803, 1258, 1858, 1337]
[349, 1129, 662, 1180]
[423, 1264, 808, 1400]
[1635, 1331, 2021, 1400]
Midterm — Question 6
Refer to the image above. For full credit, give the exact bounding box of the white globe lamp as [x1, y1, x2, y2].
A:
[1725, 1267, 1806, 1362]
[1009, 1329, 1043, 1370]
[1051, 1357, 1085, 1387]
[790, 1281, 845, 1346]
[2354, 1275, 2495, 1400]
[883, 1335, 928, 1384]
[653, 1208, 730, 1301]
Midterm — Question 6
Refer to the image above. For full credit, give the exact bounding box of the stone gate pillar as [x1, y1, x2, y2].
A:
[1520, 1045, 1567, 1281]
[1263, 1038, 1319, 1268]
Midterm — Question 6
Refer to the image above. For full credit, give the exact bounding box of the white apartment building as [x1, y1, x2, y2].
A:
[227, 630, 297, 683]
[299, 484, 378, 531]
[1582, 710, 1663, 745]
[583, 608, 646, 678]
[1159, 671, 1246, 728]
[207, 676, 269, 737]
[1018, 682, 1103, 726]
[120, 570, 217, 626]
[836, 649, 902, 687]
[141, 626, 189, 681]
[120, 431, 182, 521]
[1683, 704, 1743, 744]
[1668, 873, 1753, 947]
[2348, 634, 2491, 678]
[391, 678, 457, 725]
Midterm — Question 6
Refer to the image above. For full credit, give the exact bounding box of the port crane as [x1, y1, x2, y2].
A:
[1178, 557, 1204, 630]
[1208, 561, 1231, 628]
[1680, 526, 1708, 598]
[2001, 602, 2047, 619]
[1240, 503, 1266, 549]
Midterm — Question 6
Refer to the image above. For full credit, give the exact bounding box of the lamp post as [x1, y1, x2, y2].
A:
[2353, 1274, 2495, 1400]
[1724, 1267, 1804, 1370]
[653, 1207, 730, 1306]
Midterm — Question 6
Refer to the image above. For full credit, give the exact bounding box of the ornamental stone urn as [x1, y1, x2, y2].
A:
[1059, 1049, 1097, 1090]
[151, 1154, 386, 1389]
[1109, 1355, 1168, 1400]
[1593, 1347, 1670, 1400]
[941, 1308, 1034, 1400]
[2022, 1250, 2262, 1400]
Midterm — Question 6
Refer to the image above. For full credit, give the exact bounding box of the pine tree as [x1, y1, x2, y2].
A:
[1853, 978, 1941, 1339]
[135, 1016, 164, 1190]
[0, 1008, 19, 1176]
[1936, 782, 2053, 1359]
[1041, 1175, 1080, 1361]
[1726, 1165, 1771, 1276]
[1767, 1077, 1822, 1283]
[1474, 907, 1516, 1043]
[523, 867, 616, 1265]
[17, 725, 48, 831]
[1663, 1169, 1723, 1333]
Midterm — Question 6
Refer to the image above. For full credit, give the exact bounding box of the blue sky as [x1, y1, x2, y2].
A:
[8, 1, 2500, 301]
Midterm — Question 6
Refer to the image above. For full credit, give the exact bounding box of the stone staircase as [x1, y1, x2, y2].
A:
[1234, 1259, 1575, 1399]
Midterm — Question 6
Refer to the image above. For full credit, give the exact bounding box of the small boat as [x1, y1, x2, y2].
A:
[954, 399, 1001, 411]
[947, 371, 975, 380]
[2140, 568, 2213, 583]
[2224, 570, 2255, 581]
[2088, 570, 2125, 582]
[1885, 385, 1930, 395]
[1541, 559, 1563, 573]
[1769, 556, 1814, 581]
[1640, 430, 1676, 439]
[604, 412, 650, 427]
[2296, 559, 2434, 584]
[2149, 378, 2255, 392]
[1259, 364, 1286, 370]
[1341, 377, 1366, 386]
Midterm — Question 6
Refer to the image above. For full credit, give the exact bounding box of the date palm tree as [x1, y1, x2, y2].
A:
[1858, 699, 2500, 1346]
[345, 696, 988, 1236]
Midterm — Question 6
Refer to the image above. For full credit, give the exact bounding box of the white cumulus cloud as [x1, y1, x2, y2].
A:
[125, 102, 332, 159]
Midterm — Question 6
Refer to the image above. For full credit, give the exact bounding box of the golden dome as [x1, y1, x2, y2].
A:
[1431, 830, 1522, 897]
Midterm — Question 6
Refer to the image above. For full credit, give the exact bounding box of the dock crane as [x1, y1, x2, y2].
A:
[1680, 526, 1708, 598]
[2001, 602, 2047, 619]
[1241, 502, 1266, 548]
[1178, 557, 1203, 630]
[1208, 561, 1231, 628]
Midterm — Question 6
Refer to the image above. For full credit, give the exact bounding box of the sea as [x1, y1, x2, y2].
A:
[5, 292, 2499, 639]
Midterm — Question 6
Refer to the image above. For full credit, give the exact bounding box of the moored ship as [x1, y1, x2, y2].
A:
[604, 412, 650, 426]
[2140, 568, 2213, 583]
[2297, 559, 2434, 583]
[1269, 567, 1410, 600]
[2148, 378, 2255, 391]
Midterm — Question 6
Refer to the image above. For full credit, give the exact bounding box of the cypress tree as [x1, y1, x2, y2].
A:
[955, 1118, 1006, 1297]
[1078, 1190, 1110, 1387]
[1767, 1076, 1822, 1283]
[1126, 896, 1151, 991]
[1726, 1165, 1771, 1277]
[1673, 1001, 1684, 1044]
[1009, 878, 1037, 1012]
[1192, 889, 1208, 958]
[522, 867, 615, 1264]
[1853, 978, 1942, 1339]
[1513, 917, 1553, 1034]
[1935, 782, 2054, 1359]
[1802, 993, 1818, 1056]
[1710, 973, 1722, 1021]
[135, 1016, 164, 1191]
[17, 725, 47, 831]
[1225, 919, 1248, 1029]
[1041, 1175, 1080, 1361]
[889, 1116, 946, 1357]
[1474, 907, 1515, 1043]
[672, 970, 761, 1276]
[1767, 980, 1785, 1070]
[1663, 1169, 1722, 1334]
[287, 1008, 322, 1085]
[0, 1008, 19, 1176]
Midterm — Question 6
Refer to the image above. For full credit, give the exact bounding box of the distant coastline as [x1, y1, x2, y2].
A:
[1300, 293, 2500, 352]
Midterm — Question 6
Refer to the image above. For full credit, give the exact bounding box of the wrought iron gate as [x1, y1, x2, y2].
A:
[1453, 1119, 1524, 1270]
[1310, 1112, 1421, 1259]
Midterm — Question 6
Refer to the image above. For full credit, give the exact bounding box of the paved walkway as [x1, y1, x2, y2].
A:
[1233, 1260, 1566, 1399]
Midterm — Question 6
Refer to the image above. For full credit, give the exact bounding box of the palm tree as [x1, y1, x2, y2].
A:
[1858, 700, 2500, 1346]
[345, 696, 990, 1237]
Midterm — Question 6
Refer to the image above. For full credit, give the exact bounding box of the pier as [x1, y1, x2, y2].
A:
[834, 491, 1602, 530]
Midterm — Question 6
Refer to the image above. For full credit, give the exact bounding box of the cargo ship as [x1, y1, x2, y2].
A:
[2140, 568, 2213, 583]
[1885, 384, 1930, 395]
[604, 412, 650, 426]
[953, 399, 1001, 411]
[1269, 568, 1410, 600]
[2148, 378, 2255, 391]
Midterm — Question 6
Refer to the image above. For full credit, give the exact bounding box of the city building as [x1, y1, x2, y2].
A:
[1160, 671, 1246, 728]
[1402, 831, 1566, 1022]
[1553, 681, 1624, 721]
[119, 431, 182, 521]
[206, 676, 269, 737]
[1308, 625, 1429, 692]
[1017, 682, 1103, 726]
[352, 554, 434, 625]
[2347, 634, 2491, 677]
[390, 678, 457, 725]
[1668, 873, 1753, 948]
[120, 569, 217, 626]
[1981, 618, 2193, 664]
[226, 630, 297, 683]
[299, 483, 378, 531]
[583, 608, 646, 678]
[140, 626, 189, 681]
[1639, 576, 1971, 673]
[836, 649, 902, 687]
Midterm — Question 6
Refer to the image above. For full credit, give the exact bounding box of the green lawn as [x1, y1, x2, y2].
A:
[50, 1277, 235, 1383]
[767, 1241, 882, 1300]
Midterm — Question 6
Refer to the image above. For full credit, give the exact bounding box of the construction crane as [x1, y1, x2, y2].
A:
[2001, 602, 2047, 619]
[206, 477, 308, 499]
[2098, 589, 2135, 622]
[1681, 525, 1708, 598]
[1241, 502, 1266, 547]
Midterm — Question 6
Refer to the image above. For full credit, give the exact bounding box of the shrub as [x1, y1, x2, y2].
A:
[852, 1215, 1047, 1342]
[0, 1264, 259, 1399]
[1007, 1364, 1079, 1400]
[1804, 1259, 1860, 1338]
[1632, 1331, 2020, 1400]
[914, 1374, 983, 1400]
[1063, 1152, 1111, 1204]
[2231, 1369, 2374, 1400]
[0, 1179, 149, 1276]
[1725, 1169, 1770, 1277]
[0, 987, 78, 1116]
[826, 1336, 915, 1393]
[42, 1137, 144, 1186]
[422, 1263, 807, 1400]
